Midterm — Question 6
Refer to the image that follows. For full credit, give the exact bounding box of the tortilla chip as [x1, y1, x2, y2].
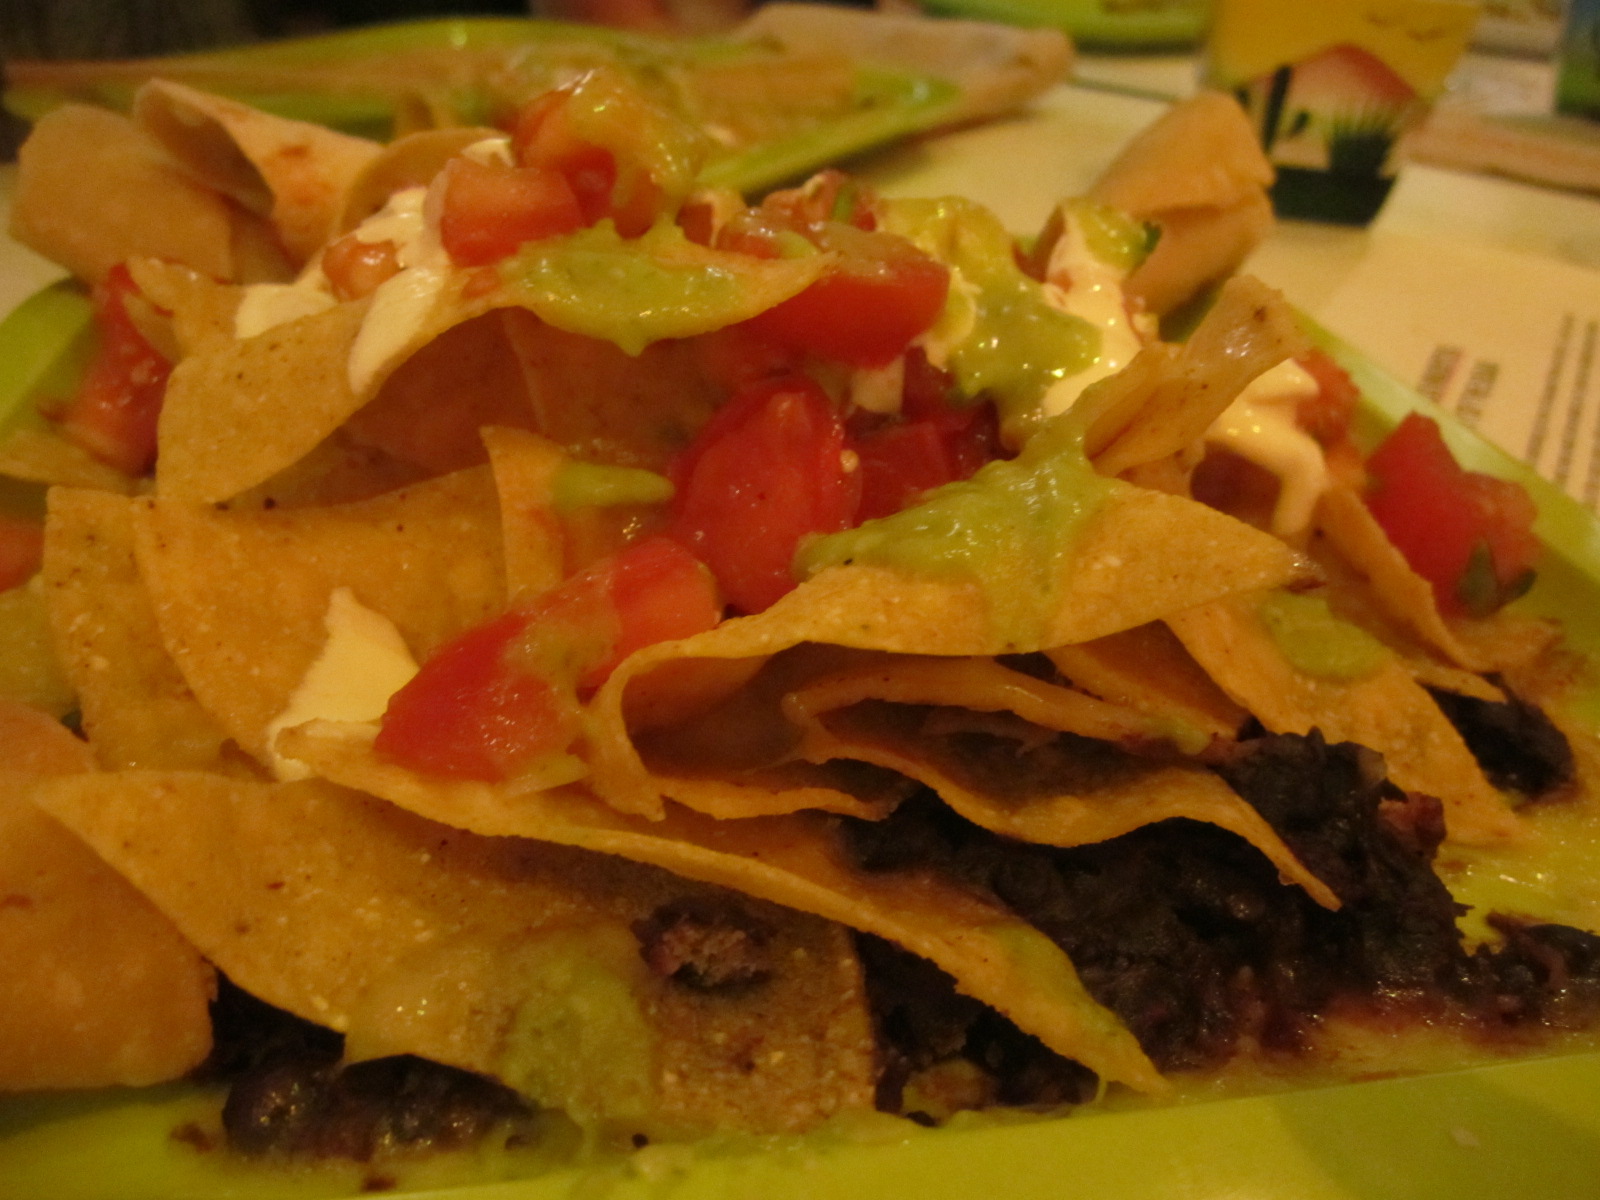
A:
[42, 489, 231, 770]
[131, 468, 505, 764]
[9, 104, 240, 284]
[1167, 593, 1522, 844]
[232, 427, 433, 510]
[155, 297, 370, 504]
[1315, 484, 1488, 671]
[1083, 276, 1311, 479]
[0, 701, 213, 1089]
[277, 722, 1166, 1096]
[783, 654, 1198, 748]
[482, 426, 568, 604]
[32, 768, 875, 1135]
[0, 427, 137, 492]
[500, 311, 719, 472]
[1086, 91, 1275, 315]
[344, 312, 538, 474]
[790, 699, 1338, 908]
[157, 238, 820, 505]
[133, 80, 383, 266]
[589, 482, 1307, 820]
[1045, 622, 1248, 745]
[123, 257, 241, 359]
[0, 583, 75, 718]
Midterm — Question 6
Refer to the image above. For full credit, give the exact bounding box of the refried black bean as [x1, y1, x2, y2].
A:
[632, 897, 776, 992]
[1426, 678, 1575, 800]
[842, 729, 1600, 1081]
[202, 975, 534, 1162]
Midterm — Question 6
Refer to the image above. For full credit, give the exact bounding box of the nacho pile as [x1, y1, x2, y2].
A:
[2, 55, 1599, 1174]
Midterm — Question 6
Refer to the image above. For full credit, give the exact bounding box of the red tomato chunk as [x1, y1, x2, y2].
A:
[54, 264, 171, 477]
[0, 515, 44, 592]
[376, 537, 719, 781]
[670, 375, 859, 615]
[1364, 412, 1540, 617]
[438, 157, 584, 267]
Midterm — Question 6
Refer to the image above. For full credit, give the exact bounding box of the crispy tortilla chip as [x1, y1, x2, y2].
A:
[483, 425, 568, 604]
[42, 489, 231, 770]
[0, 428, 136, 492]
[134, 80, 383, 266]
[344, 312, 538, 474]
[502, 311, 724, 471]
[1084, 276, 1311, 479]
[155, 297, 370, 504]
[277, 722, 1167, 1096]
[1045, 622, 1248, 745]
[1315, 484, 1488, 671]
[783, 654, 1198, 748]
[788, 699, 1338, 909]
[32, 769, 875, 1135]
[158, 235, 825, 504]
[131, 469, 504, 764]
[1167, 593, 1522, 844]
[0, 701, 213, 1089]
[9, 104, 241, 284]
[1086, 91, 1275, 316]
[124, 257, 241, 359]
[591, 483, 1307, 820]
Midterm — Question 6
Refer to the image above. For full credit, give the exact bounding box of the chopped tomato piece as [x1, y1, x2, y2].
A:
[375, 538, 718, 781]
[510, 68, 702, 238]
[758, 169, 878, 231]
[438, 157, 584, 267]
[374, 610, 577, 782]
[0, 515, 44, 592]
[1365, 412, 1540, 617]
[54, 264, 170, 477]
[850, 356, 1000, 520]
[321, 233, 401, 300]
[1295, 349, 1360, 447]
[741, 225, 950, 369]
[586, 536, 721, 687]
[671, 375, 859, 614]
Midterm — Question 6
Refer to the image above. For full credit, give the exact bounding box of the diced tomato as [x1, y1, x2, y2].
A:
[322, 233, 401, 300]
[54, 264, 170, 477]
[0, 515, 44, 592]
[374, 610, 578, 782]
[849, 356, 999, 520]
[1295, 349, 1360, 447]
[438, 157, 584, 267]
[509, 70, 699, 238]
[671, 375, 859, 614]
[742, 225, 950, 370]
[1365, 412, 1540, 617]
[585, 536, 721, 687]
[758, 170, 878, 231]
[375, 538, 718, 781]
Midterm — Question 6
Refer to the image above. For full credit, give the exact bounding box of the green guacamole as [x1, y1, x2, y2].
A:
[499, 220, 815, 357]
[798, 414, 1116, 649]
[1257, 590, 1389, 682]
[880, 197, 1100, 439]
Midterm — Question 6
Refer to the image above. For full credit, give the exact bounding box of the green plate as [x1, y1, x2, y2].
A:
[1, 249, 1598, 1200]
